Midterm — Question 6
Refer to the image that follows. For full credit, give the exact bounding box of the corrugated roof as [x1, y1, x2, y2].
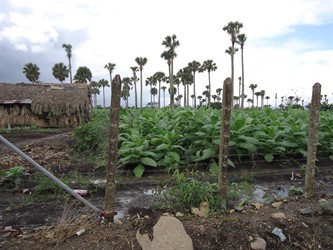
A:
[0, 99, 32, 104]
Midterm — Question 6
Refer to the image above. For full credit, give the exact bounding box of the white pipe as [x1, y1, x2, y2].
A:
[0, 134, 101, 214]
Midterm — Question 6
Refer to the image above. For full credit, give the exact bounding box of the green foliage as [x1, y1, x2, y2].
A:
[166, 171, 226, 213]
[33, 173, 70, 200]
[289, 185, 304, 195]
[74, 107, 333, 176]
[2, 166, 24, 189]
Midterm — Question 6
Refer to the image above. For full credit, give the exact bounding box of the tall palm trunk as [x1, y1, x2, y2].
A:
[193, 73, 197, 108]
[183, 84, 187, 107]
[240, 48, 245, 108]
[69, 58, 73, 84]
[208, 71, 211, 106]
[134, 80, 138, 109]
[103, 86, 106, 108]
[140, 69, 143, 108]
[158, 81, 161, 108]
[170, 60, 174, 107]
[231, 44, 235, 99]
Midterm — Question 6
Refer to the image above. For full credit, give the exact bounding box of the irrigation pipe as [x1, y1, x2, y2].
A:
[0, 135, 102, 215]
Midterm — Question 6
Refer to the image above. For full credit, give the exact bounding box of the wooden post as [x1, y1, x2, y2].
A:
[304, 82, 321, 198]
[104, 75, 122, 215]
[218, 78, 233, 198]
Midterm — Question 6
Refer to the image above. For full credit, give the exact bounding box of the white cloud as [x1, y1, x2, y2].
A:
[1, 0, 332, 106]
[14, 43, 28, 51]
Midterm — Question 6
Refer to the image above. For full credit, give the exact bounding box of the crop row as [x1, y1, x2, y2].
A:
[74, 108, 333, 176]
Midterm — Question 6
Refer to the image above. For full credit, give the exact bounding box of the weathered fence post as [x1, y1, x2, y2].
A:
[304, 82, 321, 198]
[104, 75, 122, 216]
[218, 77, 233, 198]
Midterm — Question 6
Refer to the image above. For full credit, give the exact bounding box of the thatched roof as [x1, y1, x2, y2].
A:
[0, 83, 92, 116]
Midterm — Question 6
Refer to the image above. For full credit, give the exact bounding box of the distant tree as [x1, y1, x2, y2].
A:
[145, 76, 155, 104]
[151, 87, 158, 103]
[188, 60, 201, 107]
[161, 86, 167, 107]
[135, 57, 148, 108]
[121, 77, 132, 109]
[212, 94, 217, 103]
[62, 43, 73, 83]
[265, 95, 270, 105]
[23, 62, 40, 84]
[99, 79, 110, 108]
[74, 66, 92, 84]
[104, 62, 116, 85]
[202, 59, 217, 106]
[154, 71, 165, 108]
[52, 62, 69, 83]
[249, 84, 258, 107]
[236, 33, 247, 108]
[216, 88, 223, 102]
[223, 21, 243, 98]
[162, 34, 180, 107]
[247, 98, 253, 108]
[254, 91, 261, 107]
[90, 80, 101, 108]
[130, 66, 139, 108]
[260, 90, 265, 108]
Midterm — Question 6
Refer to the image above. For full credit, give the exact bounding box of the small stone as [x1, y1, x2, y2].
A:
[114, 218, 123, 225]
[162, 212, 170, 216]
[320, 199, 333, 215]
[235, 206, 244, 212]
[252, 203, 263, 210]
[176, 212, 184, 217]
[272, 227, 286, 242]
[299, 208, 312, 215]
[251, 237, 267, 250]
[271, 201, 283, 208]
[144, 215, 149, 219]
[270, 212, 286, 219]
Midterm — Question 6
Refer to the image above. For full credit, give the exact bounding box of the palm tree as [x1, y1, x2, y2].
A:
[161, 86, 167, 107]
[223, 21, 243, 99]
[190, 94, 195, 106]
[153, 71, 165, 108]
[260, 90, 265, 108]
[130, 66, 139, 108]
[216, 88, 223, 102]
[151, 87, 158, 104]
[121, 77, 132, 109]
[238, 77, 242, 102]
[162, 34, 180, 108]
[23, 63, 40, 84]
[254, 92, 261, 107]
[249, 84, 258, 107]
[212, 95, 217, 103]
[265, 96, 270, 106]
[236, 33, 247, 108]
[188, 60, 201, 108]
[62, 43, 73, 83]
[90, 80, 101, 108]
[74, 66, 92, 83]
[98, 79, 109, 108]
[145, 76, 154, 103]
[202, 60, 217, 106]
[52, 62, 69, 83]
[135, 57, 148, 108]
[247, 98, 253, 108]
[104, 62, 116, 85]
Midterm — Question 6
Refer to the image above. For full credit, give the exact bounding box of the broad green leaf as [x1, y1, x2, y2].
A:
[156, 143, 169, 151]
[264, 153, 274, 163]
[195, 148, 216, 161]
[167, 152, 180, 163]
[141, 157, 157, 167]
[194, 132, 206, 137]
[239, 135, 259, 144]
[280, 141, 298, 148]
[239, 143, 256, 152]
[133, 164, 145, 177]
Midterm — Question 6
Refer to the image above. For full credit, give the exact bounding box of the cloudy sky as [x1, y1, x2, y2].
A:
[1, 0, 332, 107]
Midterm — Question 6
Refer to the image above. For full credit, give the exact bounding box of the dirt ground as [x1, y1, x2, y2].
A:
[0, 129, 333, 249]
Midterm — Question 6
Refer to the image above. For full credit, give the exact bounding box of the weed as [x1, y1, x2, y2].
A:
[289, 185, 304, 195]
[2, 166, 24, 189]
[240, 169, 256, 183]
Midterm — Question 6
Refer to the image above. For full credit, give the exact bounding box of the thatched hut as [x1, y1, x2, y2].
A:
[0, 83, 92, 128]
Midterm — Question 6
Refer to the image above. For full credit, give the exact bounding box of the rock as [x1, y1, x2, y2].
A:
[234, 206, 244, 212]
[271, 201, 283, 208]
[320, 199, 333, 215]
[299, 208, 312, 216]
[136, 216, 193, 250]
[175, 212, 184, 217]
[144, 215, 150, 219]
[270, 212, 286, 219]
[191, 202, 209, 217]
[250, 237, 267, 250]
[252, 203, 263, 210]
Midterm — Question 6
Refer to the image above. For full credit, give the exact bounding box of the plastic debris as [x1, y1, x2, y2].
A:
[75, 228, 85, 236]
[74, 189, 88, 196]
[272, 227, 286, 242]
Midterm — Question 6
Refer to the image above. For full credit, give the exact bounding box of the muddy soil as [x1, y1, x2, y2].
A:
[0, 130, 333, 249]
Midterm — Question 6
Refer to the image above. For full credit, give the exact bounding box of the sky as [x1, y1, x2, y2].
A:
[0, 0, 332, 107]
